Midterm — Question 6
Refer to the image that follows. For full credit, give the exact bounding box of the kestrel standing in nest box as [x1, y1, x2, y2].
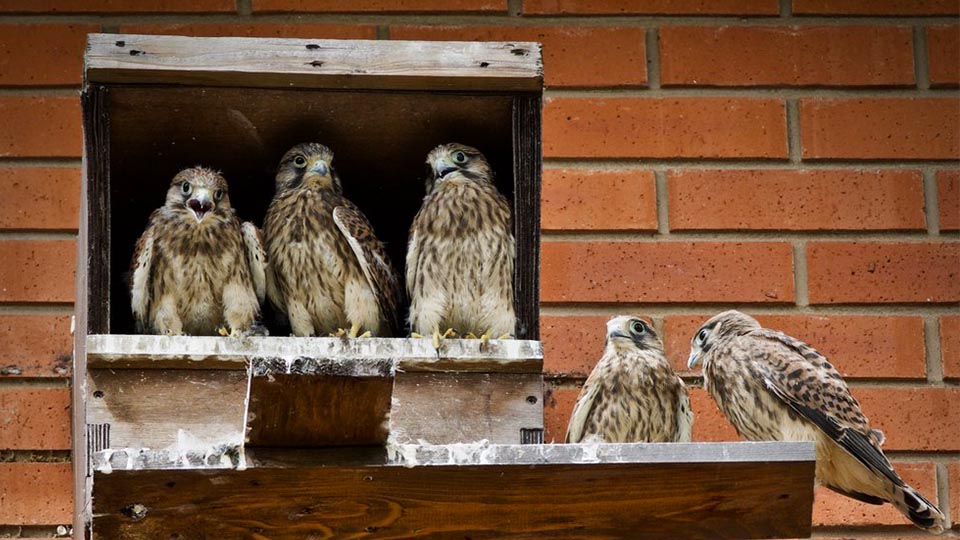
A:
[406, 143, 515, 349]
[263, 142, 402, 338]
[688, 310, 945, 533]
[129, 166, 266, 336]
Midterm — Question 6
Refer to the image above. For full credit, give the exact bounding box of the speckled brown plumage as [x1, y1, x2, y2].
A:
[406, 143, 515, 339]
[566, 316, 692, 443]
[688, 310, 945, 533]
[129, 167, 264, 336]
[264, 143, 401, 337]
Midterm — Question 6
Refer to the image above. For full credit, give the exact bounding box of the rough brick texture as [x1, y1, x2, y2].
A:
[660, 26, 914, 87]
[544, 97, 788, 159]
[3, 2, 959, 536]
[663, 315, 927, 379]
[938, 170, 960, 231]
[542, 169, 657, 231]
[0, 315, 73, 378]
[927, 26, 960, 87]
[800, 98, 960, 160]
[392, 26, 646, 87]
[0, 388, 71, 449]
[0, 97, 82, 158]
[542, 241, 794, 303]
[0, 167, 80, 231]
[807, 242, 960, 304]
[0, 463, 72, 524]
[668, 169, 925, 231]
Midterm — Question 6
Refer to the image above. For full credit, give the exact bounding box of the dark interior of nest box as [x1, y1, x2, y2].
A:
[94, 85, 538, 337]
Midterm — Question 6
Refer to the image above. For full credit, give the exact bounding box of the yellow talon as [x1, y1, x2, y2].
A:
[217, 326, 229, 337]
[479, 333, 490, 351]
[329, 328, 347, 338]
[347, 322, 362, 339]
[411, 332, 425, 338]
[357, 331, 372, 338]
[498, 333, 511, 339]
[465, 332, 479, 339]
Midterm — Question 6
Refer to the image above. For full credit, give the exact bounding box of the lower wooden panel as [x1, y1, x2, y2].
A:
[92, 446, 814, 540]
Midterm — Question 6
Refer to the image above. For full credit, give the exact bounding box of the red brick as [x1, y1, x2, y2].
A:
[542, 241, 794, 303]
[391, 26, 646, 87]
[813, 462, 938, 527]
[542, 169, 657, 231]
[543, 383, 578, 443]
[542, 315, 609, 377]
[660, 26, 914, 87]
[0, 315, 72, 378]
[942, 316, 960, 380]
[949, 462, 960, 527]
[665, 315, 927, 379]
[800, 98, 960, 160]
[0, 463, 72, 524]
[253, 0, 502, 12]
[0, 388, 70, 450]
[118, 23, 378, 40]
[668, 169, 925, 231]
[544, 98, 787, 159]
[0, 167, 80, 231]
[793, 0, 959, 15]
[807, 242, 960, 304]
[0, 0, 232, 11]
[0, 25, 97, 86]
[0, 97, 81, 158]
[939, 170, 960, 231]
[689, 386, 740, 442]
[855, 387, 960, 451]
[928, 26, 960, 87]
[522, 0, 777, 15]
[0, 241, 76, 303]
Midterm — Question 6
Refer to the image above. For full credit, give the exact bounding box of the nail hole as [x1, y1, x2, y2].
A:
[115, 40, 125, 47]
[479, 61, 490, 68]
[307, 60, 324, 67]
[129, 50, 145, 56]
[526, 395, 537, 404]
[305, 43, 320, 50]
[93, 390, 104, 399]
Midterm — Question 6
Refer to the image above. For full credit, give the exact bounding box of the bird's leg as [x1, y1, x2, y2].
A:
[432, 327, 457, 349]
[346, 322, 372, 339]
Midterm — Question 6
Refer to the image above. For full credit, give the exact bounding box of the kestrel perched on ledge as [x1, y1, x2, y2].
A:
[130, 166, 266, 336]
[567, 316, 693, 444]
[406, 143, 515, 348]
[263, 142, 402, 338]
[688, 310, 945, 533]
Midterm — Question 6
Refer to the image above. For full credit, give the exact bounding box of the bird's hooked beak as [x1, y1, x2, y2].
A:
[187, 187, 215, 223]
[608, 330, 631, 341]
[302, 156, 331, 187]
[687, 351, 700, 369]
[433, 156, 457, 179]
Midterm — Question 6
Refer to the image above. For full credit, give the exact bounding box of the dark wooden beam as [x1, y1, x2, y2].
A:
[91, 442, 815, 540]
[85, 34, 543, 92]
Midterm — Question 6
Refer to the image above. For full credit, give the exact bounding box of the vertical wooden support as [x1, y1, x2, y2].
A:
[512, 94, 542, 340]
[85, 85, 111, 334]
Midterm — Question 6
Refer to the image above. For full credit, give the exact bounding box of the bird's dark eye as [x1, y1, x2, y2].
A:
[293, 155, 307, 168]
[180, 181, 191, 196]
[630, 320, 646, 335]
[697, 328, 710, 343]
[214, 189, 223, 202]
[453, 151, 467, 163]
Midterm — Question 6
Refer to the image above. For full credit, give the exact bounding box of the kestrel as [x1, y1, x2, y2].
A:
[688, 310, 945, 533]
[567, 316, 692, 444]
[263, 142, 401, 338]
[130, 167, 266, 336]
[406, 143, 515, 347]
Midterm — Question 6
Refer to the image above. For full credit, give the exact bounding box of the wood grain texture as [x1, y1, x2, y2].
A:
[91, 442, 814, 540]
[83, 85, 111, 334]
[86, 335, 543, 373]
[85, 33, 543, 92]
[512, 94, 542, 340]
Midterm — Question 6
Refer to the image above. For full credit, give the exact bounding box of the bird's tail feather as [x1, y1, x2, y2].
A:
[892, 483, 946, 534]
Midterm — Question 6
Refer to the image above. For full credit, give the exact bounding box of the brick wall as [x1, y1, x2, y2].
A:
[0, 0, 957, 537]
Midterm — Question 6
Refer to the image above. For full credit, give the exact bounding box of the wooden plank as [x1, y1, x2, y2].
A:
[512, 94, 542, 340]
[83, 85, 111, 334]
[246, 358, 395, 447]
[86, 335, 543, 373]
[391, 372, 542, 445]
[85, 34, 543, 92]
[91, 442, 814, 540]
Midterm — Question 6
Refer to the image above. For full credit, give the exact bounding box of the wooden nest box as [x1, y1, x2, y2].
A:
[74, 34, 815, 540]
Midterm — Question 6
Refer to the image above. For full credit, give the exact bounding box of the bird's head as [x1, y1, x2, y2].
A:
[424, 143, 493, 191]
[166, 166, 231, 224]
[275, 142, 341, 193]
[605, 316, 664, 354]
[687, 310, 761, 369]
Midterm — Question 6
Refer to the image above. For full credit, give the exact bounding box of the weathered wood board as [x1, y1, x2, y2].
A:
[85, 34, 543, 92]
[91, 442, 815, 540]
